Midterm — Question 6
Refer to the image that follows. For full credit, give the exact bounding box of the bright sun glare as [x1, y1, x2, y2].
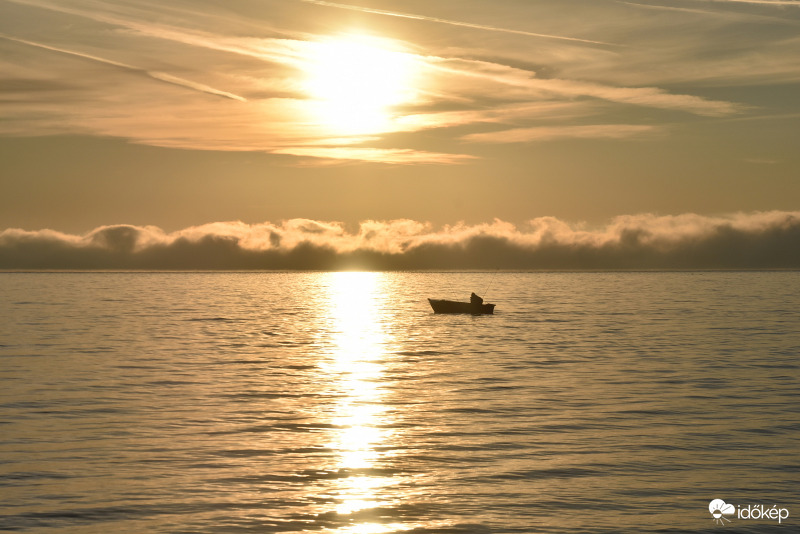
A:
[304, 35, 418, 135]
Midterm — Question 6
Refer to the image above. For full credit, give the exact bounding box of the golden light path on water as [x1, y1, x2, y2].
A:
[318, 272, 407, 534]
[2, 273, 799, 532]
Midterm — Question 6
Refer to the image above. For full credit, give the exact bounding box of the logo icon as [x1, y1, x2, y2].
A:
[709, 499, 736, 525]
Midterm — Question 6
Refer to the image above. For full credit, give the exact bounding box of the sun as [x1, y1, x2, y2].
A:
[303, 34, 418, 135]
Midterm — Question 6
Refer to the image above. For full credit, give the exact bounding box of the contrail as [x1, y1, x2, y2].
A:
[0, 33, 247, 102]
[300, 0, 619, 47]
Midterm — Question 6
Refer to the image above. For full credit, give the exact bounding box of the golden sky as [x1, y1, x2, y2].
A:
[1, 0, 799, 237]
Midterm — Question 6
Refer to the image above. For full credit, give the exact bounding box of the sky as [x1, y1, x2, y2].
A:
[1, 0, 799, 269]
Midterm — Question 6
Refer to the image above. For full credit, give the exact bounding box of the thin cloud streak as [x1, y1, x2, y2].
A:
[421, 57, 742, 116]
[629, 0, 800, 9]
[268, 147, 477, 164]
[0, 34, 246, 102]
[2, 212, 799, 270]
[619, 1, 800, 19]
[694, 0, 800, 5]
[617, 0, 800, 23]
[2, 0, 310, 68]
[462, 124, 658, 144]
[299, 0, 620, 47]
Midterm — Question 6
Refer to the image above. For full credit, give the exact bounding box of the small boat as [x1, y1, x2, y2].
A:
[428, 298, 495, 315]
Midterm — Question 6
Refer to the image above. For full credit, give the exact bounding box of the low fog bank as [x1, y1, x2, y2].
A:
[2, 212, 799, 270]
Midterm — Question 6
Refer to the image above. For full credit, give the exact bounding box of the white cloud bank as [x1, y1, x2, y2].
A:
[2, 212, 798, 270]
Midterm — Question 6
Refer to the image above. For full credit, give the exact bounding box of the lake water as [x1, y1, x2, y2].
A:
[1, 271, 798, 533]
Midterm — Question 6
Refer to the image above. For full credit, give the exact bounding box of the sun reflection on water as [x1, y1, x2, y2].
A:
[317, 272, 406, 532]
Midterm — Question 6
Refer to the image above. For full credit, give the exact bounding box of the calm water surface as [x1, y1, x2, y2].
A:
[1, 272, 798, 533]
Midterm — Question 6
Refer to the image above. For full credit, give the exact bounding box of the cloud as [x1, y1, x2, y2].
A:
[0, 0, 751, 163]
[528, 78, 742, 116]
[0, 34, 246, 102]
[299, 0, 619, 46]
[395, 102, 594, 131]
[2, 212, 799, 270]
[695, 0, 800, 5]
[624, 0, 800, 14]
[421, 56, 742, 116]
[269, 146, 477, 164]
[550, 1, 800, 90]
[462, 124, 658, 143]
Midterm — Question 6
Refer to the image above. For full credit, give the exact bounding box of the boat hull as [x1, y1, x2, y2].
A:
[428, 299, 495, 315]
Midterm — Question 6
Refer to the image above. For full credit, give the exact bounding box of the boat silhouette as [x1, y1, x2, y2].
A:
[428, 295, 495, 315]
